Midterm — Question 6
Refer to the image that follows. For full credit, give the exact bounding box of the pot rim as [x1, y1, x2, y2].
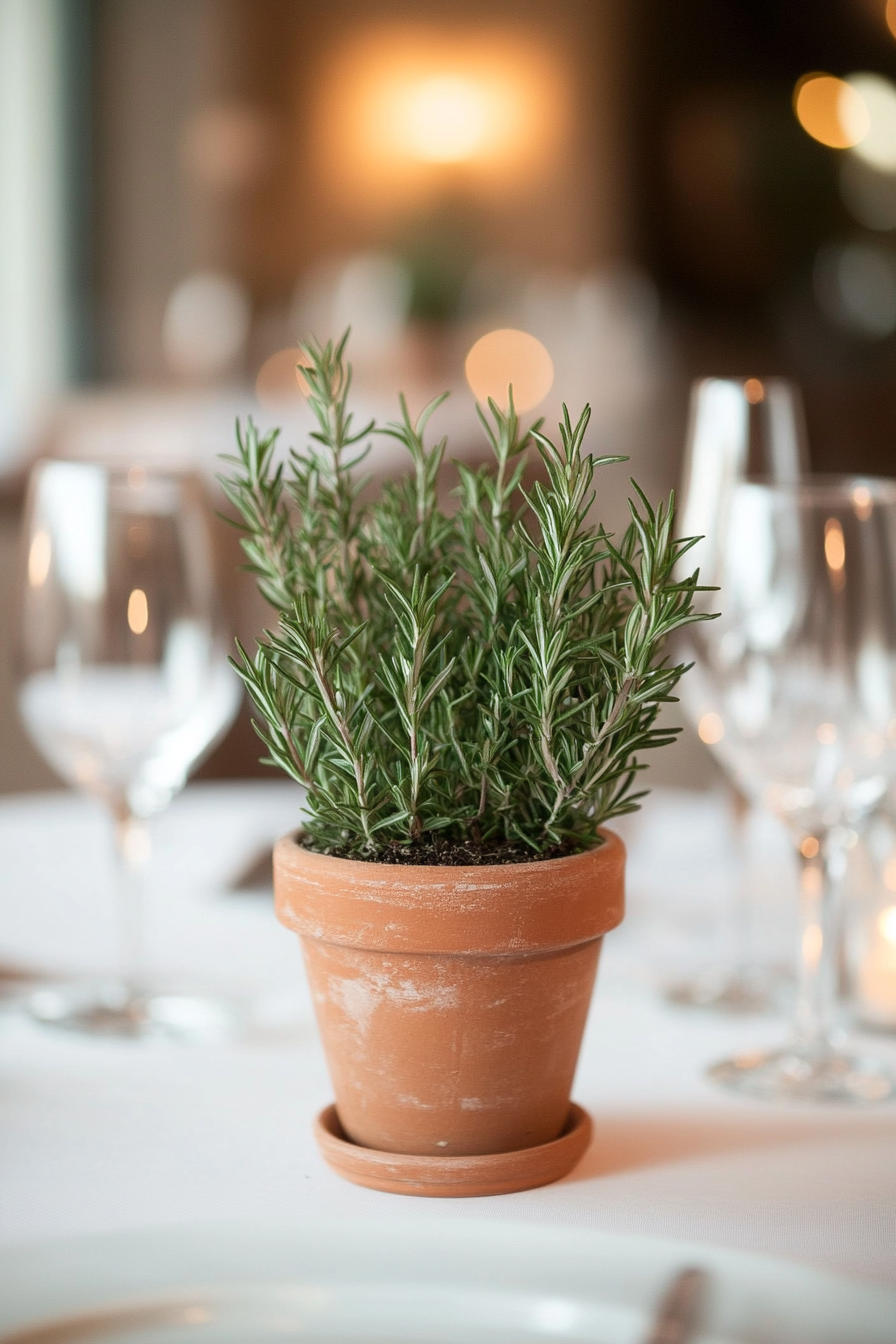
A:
[273, 828, 626, 956]
[278, 827, 621, 877]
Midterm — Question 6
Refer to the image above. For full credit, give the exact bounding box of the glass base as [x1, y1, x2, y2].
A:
[665, 966, 781, 1015]
[27, 981, 241, 1043]
[707, 1044, 896, 1104]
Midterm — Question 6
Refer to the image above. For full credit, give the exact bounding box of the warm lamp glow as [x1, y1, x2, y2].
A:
[793, 73, 869, 149]
[743, 378, 765, 404]
[889, 0, 896, 40]
[311, 27, 568, 213]
[403, 75, 490, 163]
[464, 329, 554, 411]
[369, 66, 526, 169]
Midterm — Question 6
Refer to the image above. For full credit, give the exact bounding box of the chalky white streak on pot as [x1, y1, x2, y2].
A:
[327, 965, 461, 1038]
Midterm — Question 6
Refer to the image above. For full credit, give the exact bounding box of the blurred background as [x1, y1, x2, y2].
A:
[3, 0, 896, 796]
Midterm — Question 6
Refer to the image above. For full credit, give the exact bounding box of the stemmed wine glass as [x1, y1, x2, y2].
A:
[17, 460, 241, 1039]
[670, 376, 808, 1012]
[684, 475, 896, 1102]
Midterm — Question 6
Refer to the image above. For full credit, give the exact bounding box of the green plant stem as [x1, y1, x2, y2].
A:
[221, 331, 714, 858]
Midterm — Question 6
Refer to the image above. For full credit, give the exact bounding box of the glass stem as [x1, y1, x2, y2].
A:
[111, 801, 150, 1002]
[793, 828, 848, 1054]
[727, 788, 752, 974]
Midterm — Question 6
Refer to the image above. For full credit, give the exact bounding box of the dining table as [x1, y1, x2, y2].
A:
[1, 780, 895, 1290]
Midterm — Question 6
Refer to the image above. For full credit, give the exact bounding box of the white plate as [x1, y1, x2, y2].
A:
[0, 1219, 892, 1343]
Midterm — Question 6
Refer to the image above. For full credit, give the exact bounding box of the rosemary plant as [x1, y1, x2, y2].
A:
[220, 332, 712, 862]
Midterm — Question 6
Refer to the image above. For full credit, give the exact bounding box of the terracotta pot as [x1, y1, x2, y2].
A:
[274, 832, 624, 1162]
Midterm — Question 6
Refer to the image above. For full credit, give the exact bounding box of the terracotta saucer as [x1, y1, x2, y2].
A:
[313, 1103, 592, 1198]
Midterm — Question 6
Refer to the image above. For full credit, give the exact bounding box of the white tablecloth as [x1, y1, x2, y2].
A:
[1, 783, 895, 1284]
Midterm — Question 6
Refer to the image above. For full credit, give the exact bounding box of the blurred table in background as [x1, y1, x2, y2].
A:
[1, 783, 895, 1284]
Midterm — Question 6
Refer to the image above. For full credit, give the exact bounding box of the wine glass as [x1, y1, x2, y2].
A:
[685, 475, 896, 1102]
[17, 460, 241, 1039]
[669, 376, 808, 1012]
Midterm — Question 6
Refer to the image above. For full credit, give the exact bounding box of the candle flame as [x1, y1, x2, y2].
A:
[128, 588, 149, 635]
[824, 518, 845, 571]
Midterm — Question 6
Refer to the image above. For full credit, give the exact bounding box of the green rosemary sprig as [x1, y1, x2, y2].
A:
[221, 332, 713, 858]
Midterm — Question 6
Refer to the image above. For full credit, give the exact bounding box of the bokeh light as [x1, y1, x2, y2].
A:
[255, 348, 309, 408]
[825, 520, 846, 591]
[28, 530, 51, 588]
[888, 0, 896, 41]
[331, 253, 411, 357]
[824, 518, 846, 574]
[839, 154, 896, 230]
[793, 73, 869, 149]
[464, 329, 554, 411]
[879, 904, 896, 944]
[180, 103, 277, 193]
[802, 923, 823, 967]
[697, 712, 725, 745]
[846, 73, 896, 172]
[127, 588, 149, 635]
[814, 241, 896, 338]
[162, 273, 251, 379]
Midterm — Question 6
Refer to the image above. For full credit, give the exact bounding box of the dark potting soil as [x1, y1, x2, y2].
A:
[304, 836, 590, 866]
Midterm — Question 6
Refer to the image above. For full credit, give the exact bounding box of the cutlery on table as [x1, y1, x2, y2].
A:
[643, 1267, 707, 1344]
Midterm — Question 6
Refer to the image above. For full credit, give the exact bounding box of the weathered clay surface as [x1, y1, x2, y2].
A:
[274, 833, 625, 1159]
[314, 1102, 593, 1197]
